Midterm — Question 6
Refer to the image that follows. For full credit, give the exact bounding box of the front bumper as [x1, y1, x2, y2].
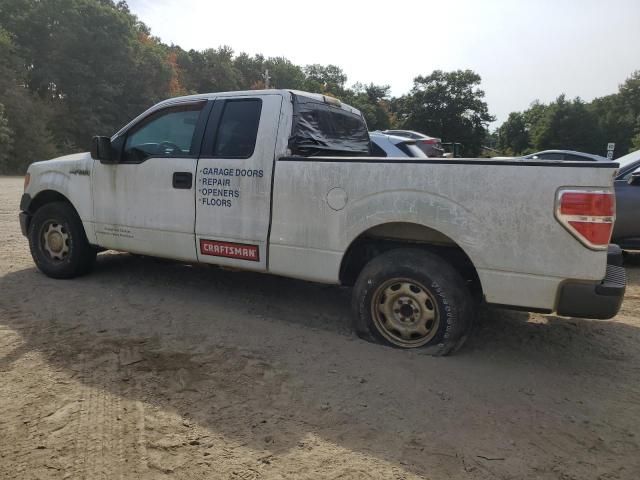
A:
[556, 245, 626, 319]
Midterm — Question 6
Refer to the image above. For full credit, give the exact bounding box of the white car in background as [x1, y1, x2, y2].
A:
[369, 131, 427, 158]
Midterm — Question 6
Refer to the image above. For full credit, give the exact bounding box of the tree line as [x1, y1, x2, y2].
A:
[496, 72, 640, 158]
[0, 0, 638, 174]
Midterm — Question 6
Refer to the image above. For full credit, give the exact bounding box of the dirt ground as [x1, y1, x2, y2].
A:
[0, 176, 639, 480]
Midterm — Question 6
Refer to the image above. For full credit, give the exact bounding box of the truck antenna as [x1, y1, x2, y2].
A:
[262, 69, 271, 89]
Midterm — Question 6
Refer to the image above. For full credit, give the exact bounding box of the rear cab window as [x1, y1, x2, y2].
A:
[288, 94, 370, 157]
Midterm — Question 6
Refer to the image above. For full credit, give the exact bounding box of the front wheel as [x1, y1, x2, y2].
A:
[352, 249, 474, 356]
[28, 202, 96, 279]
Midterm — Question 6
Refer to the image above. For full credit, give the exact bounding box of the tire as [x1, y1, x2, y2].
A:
[28, 201, 96, 279]
[352, 248, 474, 356]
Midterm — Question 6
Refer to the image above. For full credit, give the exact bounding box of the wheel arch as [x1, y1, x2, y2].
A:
[26, 190, 75, 215]
[24, 189, 94, 245]
[339, 221, 483, 300]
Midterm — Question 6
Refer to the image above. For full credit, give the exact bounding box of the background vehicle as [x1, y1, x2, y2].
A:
[612, 149, 640, 249]
[525, 150, 609, 162]
[369, 132, 427, 158]
[381, 129, 443, 157]
[19, 89, 625, 355]
[442, 141, 463, 158]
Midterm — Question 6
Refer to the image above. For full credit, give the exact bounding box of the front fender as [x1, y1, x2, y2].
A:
[25, 154, 95, 241]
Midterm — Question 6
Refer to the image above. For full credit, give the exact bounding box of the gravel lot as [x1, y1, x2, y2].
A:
[1, 175, 639, 479]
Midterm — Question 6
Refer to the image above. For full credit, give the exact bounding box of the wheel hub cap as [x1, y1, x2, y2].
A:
[43, 223, 70, 260]
[372, 279, 439, 347]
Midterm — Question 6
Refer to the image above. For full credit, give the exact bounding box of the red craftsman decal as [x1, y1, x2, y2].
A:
[199, 239, 260, 261]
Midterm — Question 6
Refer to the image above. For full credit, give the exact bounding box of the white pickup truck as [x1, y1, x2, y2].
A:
[19, 89, 626, 355]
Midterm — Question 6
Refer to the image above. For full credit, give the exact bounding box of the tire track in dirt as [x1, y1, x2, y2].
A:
[0, 316, 150, 479]
[67, 346, 152, 479]
[0, 306, 50, 479]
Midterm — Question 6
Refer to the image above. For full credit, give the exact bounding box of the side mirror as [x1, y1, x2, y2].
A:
[628, 167, 640, 185]
[90, 136, 117, 163]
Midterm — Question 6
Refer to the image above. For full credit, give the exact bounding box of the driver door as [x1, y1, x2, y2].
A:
[92, 100, 210, 261]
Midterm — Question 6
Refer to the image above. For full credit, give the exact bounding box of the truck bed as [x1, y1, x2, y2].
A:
[269, 156, 619, 311]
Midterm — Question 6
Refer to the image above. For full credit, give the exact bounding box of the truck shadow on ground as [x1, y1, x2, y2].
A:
[1, 252, 639, 478]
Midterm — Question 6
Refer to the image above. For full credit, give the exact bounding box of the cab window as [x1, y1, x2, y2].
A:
[123, 103, 204, 163]
[213, 99, 262, 158]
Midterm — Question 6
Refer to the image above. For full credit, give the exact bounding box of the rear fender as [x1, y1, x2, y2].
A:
[342, 190, 489, 271]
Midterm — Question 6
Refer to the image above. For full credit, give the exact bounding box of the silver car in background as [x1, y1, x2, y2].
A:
[369, 132, 428, 158]
[525, 150, 609, 162]
[381, 129, 444, 157]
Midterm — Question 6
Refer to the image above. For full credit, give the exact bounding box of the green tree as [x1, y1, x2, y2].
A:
[498, 71, 640, 158]
[619, 71, 640, 117]
[631, 131, 640, 151]
[1, 0, 174, 151]
[264, 57, 305, 89]
[303, 64, 347, 96]
[394, 70, 494, 156]
[589, 94, 634, 156]
[0, 27, 57, 173]
[483, 130, 500, 157]
[589, 72, 640, 156]
[529, 95, 601, 154]
[497, 111, 530, 155]
[234, 52, 265, 89]
[180, 46, 241, 94]
[0, 103, 13, 171]
[345, 83, 392, 131]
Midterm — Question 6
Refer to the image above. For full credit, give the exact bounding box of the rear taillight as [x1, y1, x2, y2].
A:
[555, 189, 615, 250]
[420, 139, 439, 145]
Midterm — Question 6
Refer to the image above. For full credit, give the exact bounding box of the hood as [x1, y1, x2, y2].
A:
[28, 152, 94, 179]
[31, 152, 92, 167]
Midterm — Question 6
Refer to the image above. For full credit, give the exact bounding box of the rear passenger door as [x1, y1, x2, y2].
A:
[194, 94, 283, 270]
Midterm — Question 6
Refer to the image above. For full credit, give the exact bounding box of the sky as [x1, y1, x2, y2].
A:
[127, 0, 640, 126]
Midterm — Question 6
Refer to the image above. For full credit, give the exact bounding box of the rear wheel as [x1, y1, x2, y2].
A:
[28, 202, 96, 279]
[352, 249, 474, 355]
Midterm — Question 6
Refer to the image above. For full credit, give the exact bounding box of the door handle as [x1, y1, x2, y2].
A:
[172, 172, 192, 189]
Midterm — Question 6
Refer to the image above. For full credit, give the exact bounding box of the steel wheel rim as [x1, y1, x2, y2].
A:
[371, 277, 440, 348]
[41, 221, 70, 261]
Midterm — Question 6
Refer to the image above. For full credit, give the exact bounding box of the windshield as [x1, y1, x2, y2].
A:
[615, 149, 640, 170]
